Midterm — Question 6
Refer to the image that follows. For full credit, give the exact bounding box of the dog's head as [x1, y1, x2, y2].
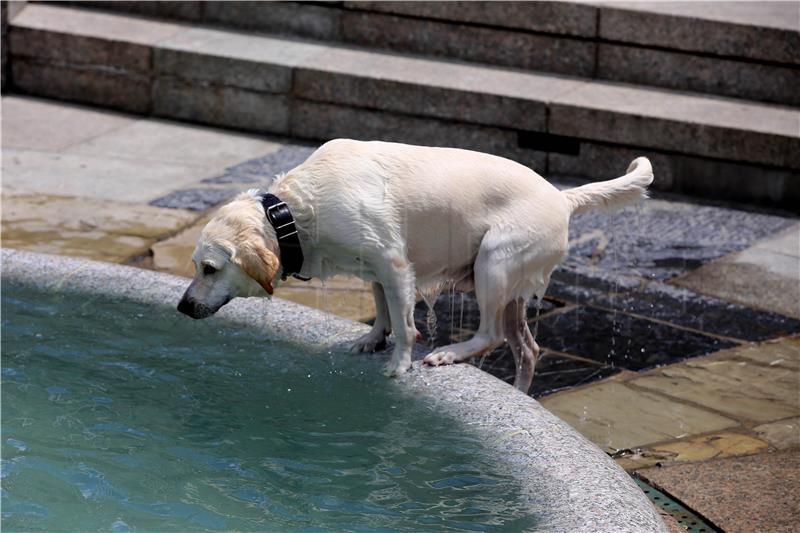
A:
[177, 192, 280, 319]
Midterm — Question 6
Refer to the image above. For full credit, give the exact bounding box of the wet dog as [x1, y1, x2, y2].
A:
[178, 139, 653, 392]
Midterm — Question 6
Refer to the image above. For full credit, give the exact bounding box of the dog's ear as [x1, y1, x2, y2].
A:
[234, 239, 279, 295]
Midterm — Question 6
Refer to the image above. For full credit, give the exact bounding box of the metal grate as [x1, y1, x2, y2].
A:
[634, 476, 721, 533]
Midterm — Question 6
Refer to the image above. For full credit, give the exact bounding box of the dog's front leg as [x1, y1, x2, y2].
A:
[350, 282, 391, 352]
[376, 256, 416, 377]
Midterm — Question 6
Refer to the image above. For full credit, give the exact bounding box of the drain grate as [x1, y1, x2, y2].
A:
[634, 476, 721, 533]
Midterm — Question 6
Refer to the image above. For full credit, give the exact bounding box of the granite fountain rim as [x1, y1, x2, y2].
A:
[0, 248, 667, 533]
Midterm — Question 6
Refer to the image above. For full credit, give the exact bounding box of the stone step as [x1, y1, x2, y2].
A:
[8, 4, 800, 208]
[61, 0, 800, 106]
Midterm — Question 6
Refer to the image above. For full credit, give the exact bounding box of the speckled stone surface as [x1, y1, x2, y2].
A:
[638, 450, 800, 533]
[0, 248, 666, 533]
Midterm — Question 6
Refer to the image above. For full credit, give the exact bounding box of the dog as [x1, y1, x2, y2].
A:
[178, 139, 653, 392]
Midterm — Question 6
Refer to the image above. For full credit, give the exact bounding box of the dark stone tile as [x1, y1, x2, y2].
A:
[528, 353, 620, 398]
[149, 188, 239, 211]
[548, 275, 800, 342]
[534, 306, 736, 370]
[202, 145, 317, 184]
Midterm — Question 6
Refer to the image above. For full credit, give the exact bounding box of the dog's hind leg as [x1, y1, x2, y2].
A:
[503, 297, 540, 394]
[350, 282, 391, 352]
[423, 228, 512, 366]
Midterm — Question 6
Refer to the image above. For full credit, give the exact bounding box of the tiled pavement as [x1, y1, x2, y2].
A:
[2, 95, 799, 532]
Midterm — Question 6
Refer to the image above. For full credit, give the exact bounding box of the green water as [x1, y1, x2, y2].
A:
[1, 283, 539, 532]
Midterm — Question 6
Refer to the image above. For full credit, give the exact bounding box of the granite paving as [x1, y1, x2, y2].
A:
[632, 356, 800, 423]
[638, 450, 800, 533]
[1, 192, 196, 263]
[538, 381, 738, 453]
[753, 417, 800, 450]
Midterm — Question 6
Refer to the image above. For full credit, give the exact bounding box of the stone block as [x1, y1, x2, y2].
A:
[341, 10, 595, 77]
[155, 27, 326, 92]
[68, 1, 204, 21]
[632, 358, 800, 422]
[153, 77, 290, 134]
[346, 1, 598, 38]
[290, 100, 545, 169]
[549, 82, 800, 170]
[10, 4, 183, 71]
[155, 48, 292, 94]
[204, 1, 342, 40]
[539, 381, 737, 452]
[294, 48, 556, 131]
[11, 59, 150, 113]
[599, 3, 800, 66]
[598, 43, 800, 106]
[10, 26, 152, 74]
[548, 141, 800, 209]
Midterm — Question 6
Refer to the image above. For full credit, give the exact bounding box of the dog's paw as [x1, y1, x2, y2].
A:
[383, 360, 411, 378]
[423, 351, 456, 366]
[349, 331, 388, 353]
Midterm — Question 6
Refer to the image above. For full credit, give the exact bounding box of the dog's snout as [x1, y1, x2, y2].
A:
[177, 296, 195, 317]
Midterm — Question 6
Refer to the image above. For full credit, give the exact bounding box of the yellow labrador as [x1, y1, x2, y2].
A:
[178, 139, 653, 391]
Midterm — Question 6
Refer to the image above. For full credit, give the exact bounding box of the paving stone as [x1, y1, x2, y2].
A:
[151, 213, 211, 278]
[714, 337, 800, 369]
[346, 1, 598, 37]
[290, 100, 546, 170]
[754, 417, 800, 450]
[68, 119, 282, 169]
[597, 42, 800, 106]
[150, 187, 239, 211]
[273, 284, 376, 323]
[638, 451, 800, 533]
[539, 382, 737, 453]
[204, 1, 342, 40]
[340, 9, 595, 77]
[152, 77, 291, 134]
[2, 148, 210, 203]
[534, 306, 735, 370]
[1, 193, 196, 263]
[549, 81, 800, 169]
[599, 2, 800, 65]
[632, 357, 800, 423]
[674, 228, 800, 319]
[11, 59, 151, 114]
[549, 141, 800, 208]
[1, 96, 134, 151]
[202, 144, 317, 184]
[754, 223, 800, 257]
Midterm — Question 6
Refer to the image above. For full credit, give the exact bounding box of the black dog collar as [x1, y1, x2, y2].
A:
[260, 193, 310, 281]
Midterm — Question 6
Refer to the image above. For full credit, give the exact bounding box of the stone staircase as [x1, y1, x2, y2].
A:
[5, 1, 799, 208]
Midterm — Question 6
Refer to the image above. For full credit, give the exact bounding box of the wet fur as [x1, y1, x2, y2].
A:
[179, 139, 653, 392]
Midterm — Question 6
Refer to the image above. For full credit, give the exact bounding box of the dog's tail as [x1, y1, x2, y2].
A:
[562, 157, 653, 216]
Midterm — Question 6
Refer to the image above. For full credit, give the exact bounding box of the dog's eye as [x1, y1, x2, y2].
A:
[203, 264, 217, 275]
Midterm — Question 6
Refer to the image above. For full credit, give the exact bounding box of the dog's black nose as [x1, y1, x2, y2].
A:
[177, 297, 195, 317]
